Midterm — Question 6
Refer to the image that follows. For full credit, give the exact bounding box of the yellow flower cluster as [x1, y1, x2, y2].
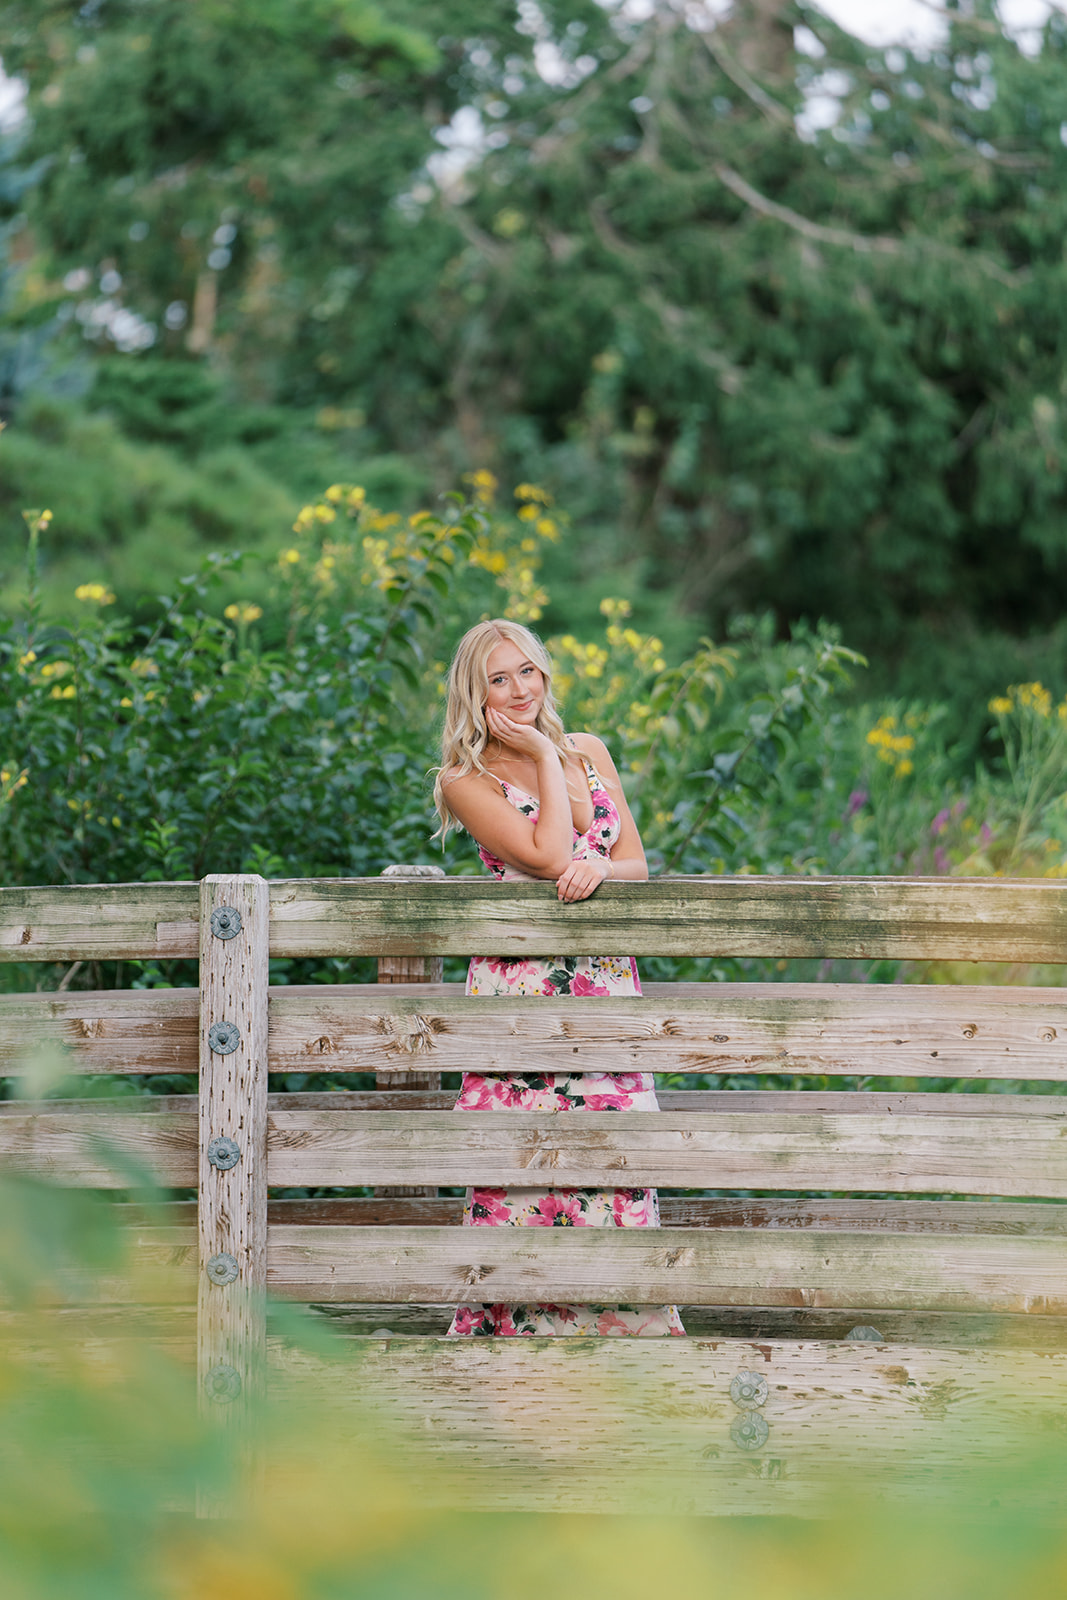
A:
[224, 603, 264, 624]
[552, 609, 670, 741]
[74, 582, 116, 605]
[292, 484, 365, 535]
[866, 715, 915, 776]
[604, 624, 665, 673]
[65, 798, 121, 828]
[23, 508, 52, 536]
[989, 682, 1067, 721]
[556, 636, 610, 683]
[464, 469, 498, 504]
[0, 766, 28, 805]
[129, 657, 159, 677]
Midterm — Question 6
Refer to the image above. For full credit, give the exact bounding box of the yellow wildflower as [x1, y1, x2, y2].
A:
[74, 582, 115, 604]
[324, 484, 344, 503]
[17, 651, 36, 670]
[120, 697, 133, 708]
[988, 696, 1013, 715]
[465, 469, 498, 502]
[535, 517, 558, 539]
[50, 684, 76, 700]
[280, 548, 301, 565]
[514, 484, 550, 504]
[129, 657, 159, 677]
[224, 603, 263, 624]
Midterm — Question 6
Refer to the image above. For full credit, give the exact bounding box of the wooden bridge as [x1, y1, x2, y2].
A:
[2, 872, 1066, 1514]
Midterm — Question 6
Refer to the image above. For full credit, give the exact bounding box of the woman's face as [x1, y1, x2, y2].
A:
[483, 637, 545, 726]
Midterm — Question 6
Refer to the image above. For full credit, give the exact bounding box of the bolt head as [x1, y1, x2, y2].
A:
[730, 1371, 769, 1410]
[730, 1413, 769, 1451]
[203, 1363, 242, 1403]
[207, 1136, 241, 1171]
[207, 1020, 241, 1055]
[206, 1251, 240, 1285]
[210, 906, 243, 940]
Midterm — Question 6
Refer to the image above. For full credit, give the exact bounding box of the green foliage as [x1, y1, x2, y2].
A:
[5, 2, 1067, 693]
[0, 397, 299, 615]
[0, 489, 483, 888]
[553, 603, 863, 875]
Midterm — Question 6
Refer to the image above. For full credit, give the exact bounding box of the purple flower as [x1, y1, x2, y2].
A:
[934, 846, 949, 874]
[930, 808, 951, 837]
[980, 822, 994, 846]
[845, 789, 868, 820]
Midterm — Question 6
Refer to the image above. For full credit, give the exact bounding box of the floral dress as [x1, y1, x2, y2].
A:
[447, 757, 686, 1338]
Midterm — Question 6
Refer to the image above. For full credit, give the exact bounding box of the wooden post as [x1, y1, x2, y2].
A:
[197, 874, 269, 1437]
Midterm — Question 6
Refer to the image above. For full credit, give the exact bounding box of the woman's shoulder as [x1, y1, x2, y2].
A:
[567, 730, 612, 764]
[441, 764, 502, 796]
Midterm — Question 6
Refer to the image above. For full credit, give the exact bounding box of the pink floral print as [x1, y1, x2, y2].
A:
[448, 757, 685, 1339]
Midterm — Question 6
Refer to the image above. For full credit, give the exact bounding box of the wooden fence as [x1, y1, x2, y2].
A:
[2, 872, 1067, 1513]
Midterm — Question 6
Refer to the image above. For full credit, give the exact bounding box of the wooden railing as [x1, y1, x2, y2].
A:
[2, 871, 1067, 1513]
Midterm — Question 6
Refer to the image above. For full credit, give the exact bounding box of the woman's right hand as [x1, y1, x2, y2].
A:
[485, 707, 556, 761]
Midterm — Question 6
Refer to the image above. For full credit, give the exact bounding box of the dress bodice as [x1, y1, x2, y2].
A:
[477, 759, 618, 882]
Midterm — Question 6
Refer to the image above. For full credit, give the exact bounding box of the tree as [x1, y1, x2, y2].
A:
[4, 0, 1067, 694]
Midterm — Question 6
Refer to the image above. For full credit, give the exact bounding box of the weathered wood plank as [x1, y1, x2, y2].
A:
[270, 1336, 1067, 1513]
[265, 1225, 1067, 1311]
[263, 1107, 1067, 1196]
[197, 874, 269, 1419]
[58, 1223, 1067, 1314]
[0, 883, 198, 962]
[6, 1102, 1067, 1195]
[266, 980, 1067, 1079]
[0, 1108, 196, 1184]
[266, 876, 1067, 962]
[9, 980, 1067, 1081]
[6, 877, 1067, 964]
[0, 987, 198, 1075]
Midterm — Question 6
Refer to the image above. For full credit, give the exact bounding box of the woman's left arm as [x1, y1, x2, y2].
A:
[557, 733, 648, 900]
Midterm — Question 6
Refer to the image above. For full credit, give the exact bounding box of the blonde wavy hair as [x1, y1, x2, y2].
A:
[433, 619, 570, 840]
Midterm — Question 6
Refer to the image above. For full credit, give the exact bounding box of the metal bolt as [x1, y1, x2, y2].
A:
[206, 1251, 239, 1285]
[730, 1371, 769, 1410]
[207, 1136, 241, 1171]
[207, 1020, 241, 1055]
[203, 1363, 242, 1404]
[730, 1413, 769, 1451]
[210, 905, 243, 940]
[846, 1325, 886, 1342]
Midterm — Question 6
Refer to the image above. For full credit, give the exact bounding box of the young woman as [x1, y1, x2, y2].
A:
[434, 618, 685, 1337]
